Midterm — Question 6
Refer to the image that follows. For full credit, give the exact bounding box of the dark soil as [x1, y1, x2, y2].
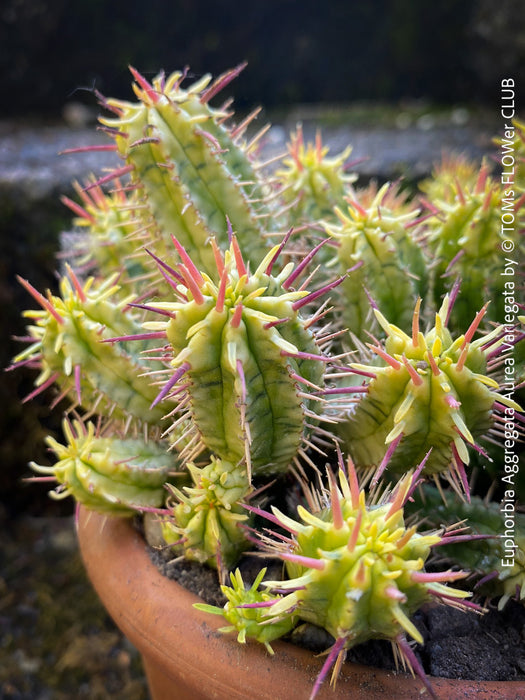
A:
[150, 546, 525, 683]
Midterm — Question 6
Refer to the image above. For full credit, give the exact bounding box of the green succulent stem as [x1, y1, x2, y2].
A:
[15, 269, 172, 429]
[31, 420, 176, 514]
[145, 235, 331, 477]
[406, 484, 525, 609]
[323, 182, 428, 342]
[160, 456, 253, 571]
[201, 460, 477, 698]
[339, 294, 522, 494]
[99, 66, 276, 278]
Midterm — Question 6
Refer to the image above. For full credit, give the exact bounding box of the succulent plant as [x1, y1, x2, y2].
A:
[13, 267, 172, 430]
[420, 159, 525, 332]
[195, 568, 297, 653]
[160, 456, 253, 571]
[61, 180, 153, 298]
[338, 294, 522, 496]
[322, 182, 428, 343]
[130, 232, 344, 478]
[204, 458, 479, 698]
[13, 63, 525, 699]
[275, 125, 357, 227]
[90, 65, 278, 280]
[30, 419, 176, 514]
[405, 484, 525, 610]
[418, 152, 482, 203]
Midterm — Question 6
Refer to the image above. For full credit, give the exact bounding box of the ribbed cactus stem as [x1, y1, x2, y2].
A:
[194, 568, 296, 652]
[96, 65, 277, 278]
[339, 294, 523, 496]
[30, 420, 176, 514]
[275, 125, 357, 227]
[61, 180, 156, 298]
[13, 268, 173, 429]
[136, 233, 342, 477]
[421, 158, 524, 331]
[202, 455, 478, 698]
[160, 456, 252, 572]
[323, 182, 428, 342]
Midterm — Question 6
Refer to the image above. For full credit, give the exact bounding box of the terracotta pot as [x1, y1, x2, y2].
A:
[77, 507, 524, 700]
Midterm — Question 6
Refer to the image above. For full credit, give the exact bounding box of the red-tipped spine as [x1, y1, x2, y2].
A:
[129, 66, 160, 103]
[199, 62, 247, 104]
[17, 277, 64, 325]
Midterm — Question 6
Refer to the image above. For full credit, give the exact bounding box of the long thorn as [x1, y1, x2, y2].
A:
[17, 277, 64, 325]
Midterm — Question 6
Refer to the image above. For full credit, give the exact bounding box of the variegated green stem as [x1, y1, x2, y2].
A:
[339, 294, 522, 495]
[275, 125, 357, 228]
[259, 466, 472, 647]
[97, 66, 277, 279]
[194, 568, 296, 652]
[160, 456, 252, 571]
[203, 458, 478, 698]
[142, 235, 339, 477]
[406, 484, 525, 609]
[13, 269, 172, 429]
[323, 182, 428, 342]
[421, 161, 525, 331]
[31, 420, 177, 514]
[62, 180, 156, 299]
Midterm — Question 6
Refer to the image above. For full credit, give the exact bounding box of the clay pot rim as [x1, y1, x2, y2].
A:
[77, 506, 524, 700]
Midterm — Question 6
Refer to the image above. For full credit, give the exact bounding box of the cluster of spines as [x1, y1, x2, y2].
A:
[61, 179, 156, 298]
[30, 419, 176, 514]
[339, 294, 522, 497]
[195, 568, 297, 652]
[275, 125, 357, 227]
[80, 65, 280, 280]
[418, 152, 483, 203]
[322, 182, 428, 343]
[119, 231, 347, 479]
[11, 267, 172, 431]
[203, 455, 479, 699]
[160, 456, 253, 573]
[420, 158, 525, 331]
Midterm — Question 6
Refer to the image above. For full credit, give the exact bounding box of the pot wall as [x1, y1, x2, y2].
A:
[77, 507, 525, 700]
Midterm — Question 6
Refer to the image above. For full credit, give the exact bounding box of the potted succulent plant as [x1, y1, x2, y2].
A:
[11, 64, 525, 699]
